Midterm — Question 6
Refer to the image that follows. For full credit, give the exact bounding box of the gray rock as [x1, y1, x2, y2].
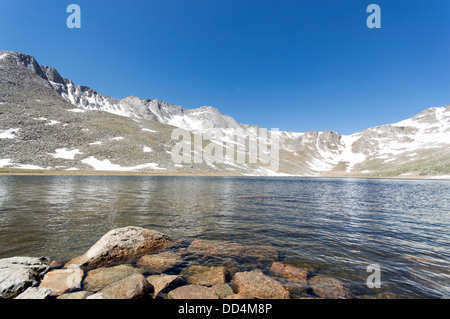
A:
[14, 287, 51, 299]
[0, 256, 50, 299]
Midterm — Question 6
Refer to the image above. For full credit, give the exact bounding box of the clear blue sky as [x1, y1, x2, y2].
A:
[1, 0, 449, 134]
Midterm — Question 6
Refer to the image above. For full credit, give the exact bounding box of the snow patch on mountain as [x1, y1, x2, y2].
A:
[50, 148, 82, 160]
[0, 128, 20, 139]
[81, 156, 165, 171]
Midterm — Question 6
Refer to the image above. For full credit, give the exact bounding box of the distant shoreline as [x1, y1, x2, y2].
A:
[0, 168, 449, 180]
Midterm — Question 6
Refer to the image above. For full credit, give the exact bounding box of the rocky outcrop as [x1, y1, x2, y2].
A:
[231, 270, 290, 299]
[66, 226, 172, 269]
[38, 267, 84, 296]
[0, 256, 50, 299]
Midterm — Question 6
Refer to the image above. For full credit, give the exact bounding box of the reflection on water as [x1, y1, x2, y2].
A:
[0, 176, 449, 298]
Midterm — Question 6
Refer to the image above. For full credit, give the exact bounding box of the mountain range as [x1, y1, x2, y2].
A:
[1, 50, 449, 177]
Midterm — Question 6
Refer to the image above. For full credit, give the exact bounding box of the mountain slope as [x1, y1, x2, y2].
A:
[1, 50, 449, 177]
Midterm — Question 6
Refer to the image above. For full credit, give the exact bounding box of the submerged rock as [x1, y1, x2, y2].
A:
[86, 273, 150, 299]
[269, 262, 309, 290]
[187, 239, 278, 262]
[187, 239, 244, 258]
[136, 250, 184, 273]
[65, 226, 172, 269]
[213, 283, 234, 299]
[231, 270, 290, 299]
[168, 284, 219, 299]
[83, 264, 145, 292]
[0, 256, 50, 299]
[308, 276, 353, 299]
[181, 265, 229, 286]
[38, 267, 84, 296]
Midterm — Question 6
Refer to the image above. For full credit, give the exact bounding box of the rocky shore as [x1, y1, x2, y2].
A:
[0, 226, 353, 299]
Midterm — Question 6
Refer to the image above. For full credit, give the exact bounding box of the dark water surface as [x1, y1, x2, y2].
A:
[0, 175, 449, 298]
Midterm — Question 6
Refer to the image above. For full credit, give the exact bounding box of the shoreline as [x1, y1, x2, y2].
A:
[0, 168, 449, 180]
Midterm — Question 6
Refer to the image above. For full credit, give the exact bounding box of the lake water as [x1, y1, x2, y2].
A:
[0, 175, 449, 298]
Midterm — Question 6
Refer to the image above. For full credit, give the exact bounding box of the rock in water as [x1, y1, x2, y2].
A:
[186, 239, 278, 262]
[168, 285, 219, 299]
[0, 256, 50, 299]
[86, 274, 150, 299]
[231, 270, 290, 299]
[146, 274, 186, 299]
[308, 276, 353, 299]
[38, 267, 84, 296]
[14, 287, 51, 299]
[213, 283, 235, 299]
[269, 262, 309, 288]
[181, 265, 229, 286]
[136, 251, 184, 273]
[83, 264, 145, 292]
[65, 226, 172, 269]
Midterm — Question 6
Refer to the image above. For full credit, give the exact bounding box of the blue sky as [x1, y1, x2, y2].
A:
[1, 0, 449, 134]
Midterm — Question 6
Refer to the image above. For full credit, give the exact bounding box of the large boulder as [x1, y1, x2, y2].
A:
[0, 256, 50, 299]
[38, 267, 84, 296]
[83, 264, 145, 292]
[168, 284, 219, 299]
[308, 276, 353, 299]
[86, 273, 150, 299]
[231, 270, 290, 299]
[66, 227, 172, 269]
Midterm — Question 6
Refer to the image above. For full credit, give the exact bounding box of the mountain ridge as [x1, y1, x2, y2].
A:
[1, 50, 449, 177]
